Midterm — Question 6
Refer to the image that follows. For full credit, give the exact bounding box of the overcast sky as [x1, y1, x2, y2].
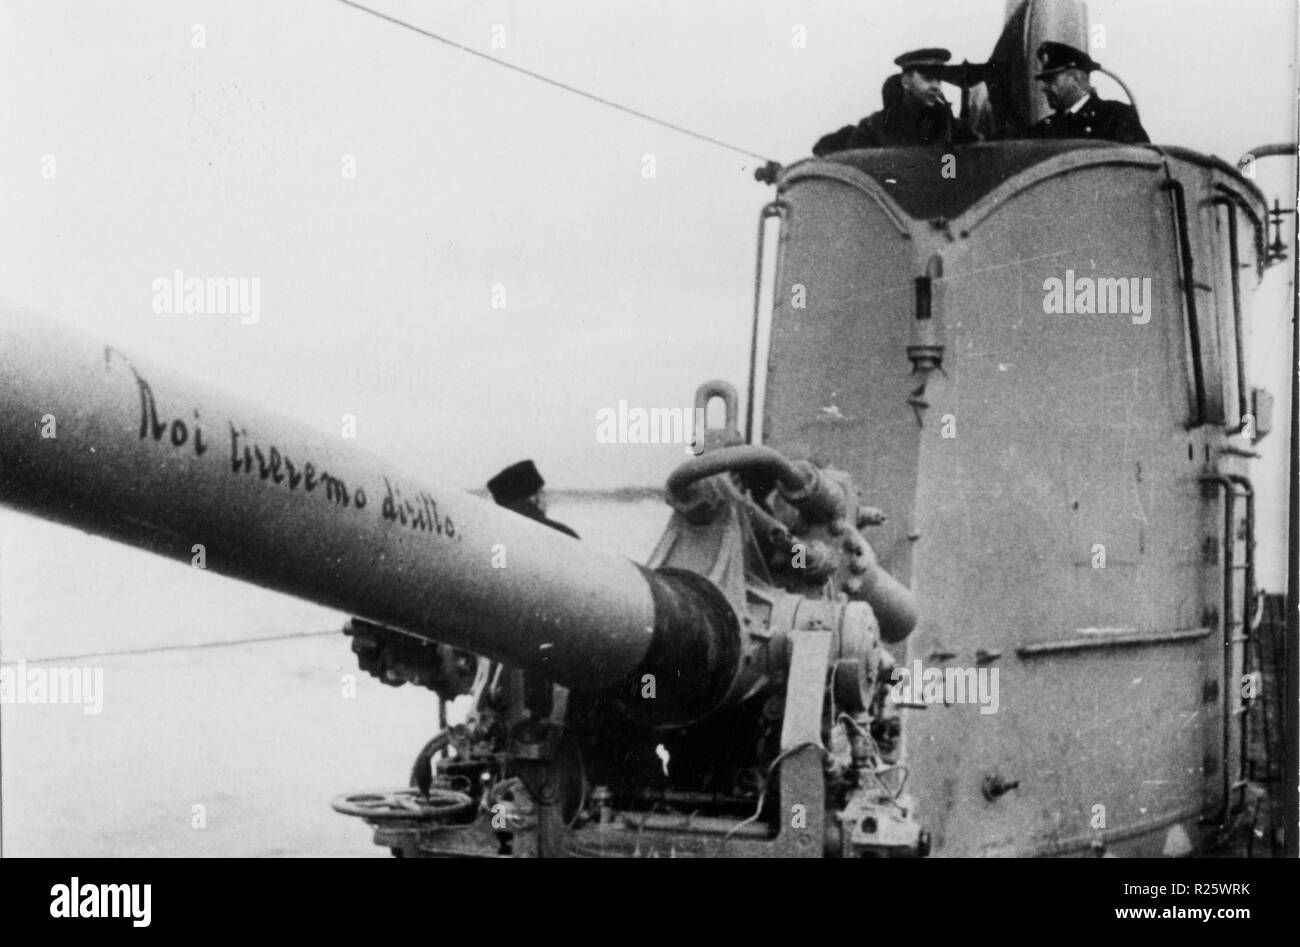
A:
[1, 0, 1295, 491]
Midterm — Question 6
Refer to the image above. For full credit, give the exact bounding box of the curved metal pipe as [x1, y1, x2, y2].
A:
[666, 444, 809, 501]
[665, 445, 917, 643]
[1095, 68, 1140, 118]
[849, 540, 918, 644]
[1238, 143, 1297, 166]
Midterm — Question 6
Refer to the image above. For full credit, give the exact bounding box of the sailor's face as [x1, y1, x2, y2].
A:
[1037, 71, 1066, 110]
[1038, 69, 1085, 111]
[900, 68, 945, 109]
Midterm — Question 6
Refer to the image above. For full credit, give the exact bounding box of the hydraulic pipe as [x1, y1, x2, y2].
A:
[0, 304, 738, 710]
[666, 444, 808, 499]
[1239, 143, 1297, 165]
[665, 445, 917, 643]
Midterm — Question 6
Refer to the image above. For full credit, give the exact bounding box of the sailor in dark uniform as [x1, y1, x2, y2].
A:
[486, 459, 579, 538]
[1030, 41, 1149, 144]
[484, 459, 577, 721]
[812, 48, 978, 155]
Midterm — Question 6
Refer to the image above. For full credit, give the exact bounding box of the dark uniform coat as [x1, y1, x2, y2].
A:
[486, 458, 578, 538]
[527, 510, 579, 539]
[813, 75, 977, 155]
[1029, 93, 1149, 144]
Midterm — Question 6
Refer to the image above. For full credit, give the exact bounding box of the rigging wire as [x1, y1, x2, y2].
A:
[2, 628, 342, 666]
[331, 0, 776, 165]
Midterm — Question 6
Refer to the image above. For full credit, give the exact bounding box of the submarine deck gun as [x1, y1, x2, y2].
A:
[0, 305, 920, 858]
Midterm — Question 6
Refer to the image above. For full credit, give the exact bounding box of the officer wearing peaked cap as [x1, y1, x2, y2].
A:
[812, 47, 977, 154]
[1030, 41, 1149, 144]
[894, 48, 950, 71]
[487, 459, 579, 538]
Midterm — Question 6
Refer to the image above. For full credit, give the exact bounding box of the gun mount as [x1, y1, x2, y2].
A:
[0, 303, 920, 858]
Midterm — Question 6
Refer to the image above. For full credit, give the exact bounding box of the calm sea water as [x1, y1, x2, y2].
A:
[0, 497, 670, 856]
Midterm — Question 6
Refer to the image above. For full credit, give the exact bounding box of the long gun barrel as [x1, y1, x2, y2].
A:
[0, 304, 738, 715]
